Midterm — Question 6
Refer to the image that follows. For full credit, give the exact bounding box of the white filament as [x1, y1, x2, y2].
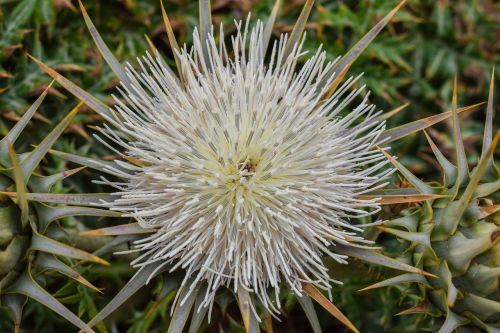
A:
[99, 20, 390, 316]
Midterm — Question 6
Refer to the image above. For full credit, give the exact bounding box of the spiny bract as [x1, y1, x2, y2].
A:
[0, 88, 116, 333]
[366, 76, 499, 333]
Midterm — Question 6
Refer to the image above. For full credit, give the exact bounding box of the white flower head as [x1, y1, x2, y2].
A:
[98, 18, 390, 315]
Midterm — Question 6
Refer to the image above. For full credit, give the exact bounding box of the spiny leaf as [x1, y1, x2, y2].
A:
[27, 54, 116, 120]
[262, 0, 281, 58]
[437, 310, 468, 333]
[359, 273, 428, 292]
[377, 226, 431, 247]
[0, 84, 51, 161]
[302, 283, 359, 333]
[167, 284, 199, 333]
[144, 34, 176, 78]
[49, 149, 126, 176]
[29, 167, 86, 193]
[236, 288, 260, 333]
[1, 192, 114, 206]
[78, 0, 130, 86]
[37, 204, 122, 231]
[21, 103, 81, 182]
[357, 193, 447, 204]
[296, 295, 322, 333]
[423, 130, 457, 187]
[36, 253, 101, 293]
[87, 264, 168, 327]
[79, 223, 154, 237]
[395, 303, 430, 316]
[437, 130, 500, 237]
[377, 147, 435, 195]
[365, 102, 409, 127]
[30, 233, 109, 265]
[160, 0, 184, 84]
[321, 0, 408, 96]
[450, 76, 468, 198]
[198, 0, 212, 68]
[7, 143, 28, 228]
[377, 102, 483, 144]
[188, 284, 209, 333]
[5, 272, 94, 333]
[334, 244, 434, 277]
[481, 68, 494, 160]
[1, 294, 25, 333]
[282, 0, 314, 61]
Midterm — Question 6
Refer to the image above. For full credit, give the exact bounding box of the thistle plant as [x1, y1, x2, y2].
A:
[0, 87, 118, 333]
[361, 76, 499, 332]
[26, 0, 494, 332]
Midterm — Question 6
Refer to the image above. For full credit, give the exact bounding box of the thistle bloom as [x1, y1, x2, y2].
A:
[93, 18, 391, 315]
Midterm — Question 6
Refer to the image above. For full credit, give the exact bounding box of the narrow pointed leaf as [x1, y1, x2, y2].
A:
[21, 104, 81, 182]
[78, 0, 130, 86]
[1, 192, 114, 206]
[167, 284, 198, 333]
[49, 149, 126, 176]
[357, 193, 447, 204]
[334, 244, 434, 277]
[188, 285, 209, 333]
[359, 273, 428, 292]
[451, 77, 468, 195]
[377, 226, 431, 247]
[29, 167, 85, 193]
[237, 288, 260, 333]
[302, 283, 359, 333]
[282, 0, 314, 61]
[88, 264, 168, 327]
[395, 303, 429, 316]
[36, 253, 101, 292]
[440, 130, 500, 237]
[198, 0, 212, 67]
[377, 103, 483, 144]
[6, 272, 94, 333]
[30, 233, 109, 265]
[321, 0, 407, 93]
[262, 0, 281, 57]
[423, 130, 457, 186]
[79, 223, 154, 237]
[296, 295, 322, 333]
[437, 310, 468, 333]
[481, 68, 494, 160]
[7, 143, 29, 228]
[161, 0, 184, 84]
[1, 294, 25, 333]
[37, 204, 122, 230]
[27, 54, 115, 119]
[365, 103, 409, 127]
[0, 84, 50, 161]
[377, 147, 435, 194]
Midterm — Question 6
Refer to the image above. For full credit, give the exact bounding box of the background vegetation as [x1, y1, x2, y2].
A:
[0, 0, 498, 332]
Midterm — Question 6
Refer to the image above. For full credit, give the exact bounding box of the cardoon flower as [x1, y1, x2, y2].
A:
[102, 19, 391, 314]
[31, 0, 431, 331]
